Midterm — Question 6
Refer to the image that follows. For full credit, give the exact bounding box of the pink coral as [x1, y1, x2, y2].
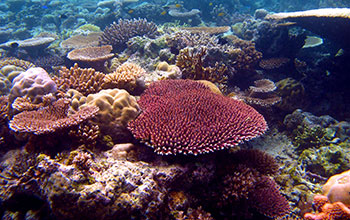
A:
[128, 79, 267, 155]
[304, 195, 350, 220]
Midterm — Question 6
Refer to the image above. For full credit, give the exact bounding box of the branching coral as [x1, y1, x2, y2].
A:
[102, 62, 146, 93]
[9, 98, 99, 135]
[176, 47, 228, 90]
[128, 79, 267, 155]
[53, 63, 105, 96]
[99, 18, 158, 51]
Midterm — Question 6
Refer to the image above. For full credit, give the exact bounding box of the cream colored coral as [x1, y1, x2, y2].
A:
[81, 89, 140, 127]
[102, 62, 145, 92]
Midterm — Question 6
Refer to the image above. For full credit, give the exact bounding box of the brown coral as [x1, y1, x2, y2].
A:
[53, 63, 105, 96]
[9, 98, 99, 135]
[259, 57, 290, 70]
[176, 47, 228, 90]
[67, 45, 114, 71]
[180, 26, 230, 35]
[102, 62, 145, 93]
[0, 95, 8, 124]
[60, 32, 103, 49]
[0, 57, 35, 70]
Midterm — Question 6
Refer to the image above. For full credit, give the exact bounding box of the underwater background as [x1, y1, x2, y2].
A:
[0, 0, 350, 219]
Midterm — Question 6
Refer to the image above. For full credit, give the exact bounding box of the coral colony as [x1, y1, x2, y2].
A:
[0, 1, 349, 219]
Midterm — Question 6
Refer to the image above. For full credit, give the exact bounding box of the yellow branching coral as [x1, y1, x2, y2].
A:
[102, 62, 145, 93]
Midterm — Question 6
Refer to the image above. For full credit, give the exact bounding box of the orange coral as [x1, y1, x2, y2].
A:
[9, 98, 99, 135]
[102, 62, 145, 92]
[53, 63, 105, 96]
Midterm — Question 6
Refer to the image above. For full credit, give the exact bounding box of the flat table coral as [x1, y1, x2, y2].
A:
[128, 79, 268, 155]
[9, 98, 99, 135]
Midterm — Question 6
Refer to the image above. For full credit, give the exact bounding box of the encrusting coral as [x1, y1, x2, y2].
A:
[128, 79, 268, 155]
[9, 98, 99, 135]
[53, 63, 105, 96]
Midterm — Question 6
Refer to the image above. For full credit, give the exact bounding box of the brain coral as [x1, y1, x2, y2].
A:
[81, 89, 140, 128]
[128, 79, 268, 155]
[10, 67, 57, 104]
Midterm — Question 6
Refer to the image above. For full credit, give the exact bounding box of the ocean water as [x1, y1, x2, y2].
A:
[0, 0, 349, 219]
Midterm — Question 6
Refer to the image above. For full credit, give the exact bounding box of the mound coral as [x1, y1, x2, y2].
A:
[81, 89, 140, 128]
[102, 62, 146, 93]
[99, 18, 158, 51]
[53, 63, 105, 96]
[9, 98, 99, 135]
[323, 170, 350, 205]
[10, 67, 57, 104]
[128, 79, 267, 155]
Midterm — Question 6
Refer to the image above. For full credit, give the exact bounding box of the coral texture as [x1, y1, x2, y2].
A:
[180, 26, 230, 35]
[9, 98, 99, 135]
[102, 62, 146, 92]
[81, 88, 140, 128]
[53, 63, 105, 96]
[128, 79, 268, 155]
[323, 170, 350, 205]
[304, 195, 350, 220]
[67, 45, 114, 63]
[10, 67, 57, 104]
[99, 18, 158, 50]
[60, 32, 102, 49]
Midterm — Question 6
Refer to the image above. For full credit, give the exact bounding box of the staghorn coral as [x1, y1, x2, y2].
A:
[53, 63, 105, 96]
[128, 79, 267, 155]
[102, 62, 146, 93]
[9, 98, 99, 135]
[176, 47, 228, 90]
[99, 18, 158, 51]
[67, 45, 114, 71]
[304, 195, 350, 220]
[81, 88, 140, 128]
[9, 67, 57, 104]
[68, 123, 100, 148]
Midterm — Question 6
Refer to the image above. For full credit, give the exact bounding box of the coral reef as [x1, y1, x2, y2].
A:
[53, 63, 105, 96]
[80, 88, 140, 129]
[102, 62, 146, 93]
[99, 18, 158, 51]
[9, 98, 99, 135]
[9, 67, 57, 104]
[128, 79, 267, 155]
[60, 32, 103, 49]
[180, 26, 230, 35]
[66, 45, 114, 71]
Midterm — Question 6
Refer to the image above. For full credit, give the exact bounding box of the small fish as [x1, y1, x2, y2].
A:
[218, 12, 225, 16]
[42, 5, 48, 9]
[59, 14, 68, 19]
[209, 2, 213, 6]
[161, 11, 167, 15]
[175, 4, 181, 8]
[128, 9, 134, 14]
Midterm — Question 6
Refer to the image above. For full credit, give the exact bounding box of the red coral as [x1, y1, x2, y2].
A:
[304, 195, 350, 220]
[128, 79, 267, 155]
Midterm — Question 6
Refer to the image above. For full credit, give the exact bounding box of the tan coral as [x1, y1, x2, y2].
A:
[53, 63, 105, 96]
[0, 57, 35, 70]
[180, 26, 230, 35]
[67, 45, 114, 71]
[102, 62, 146, 93]
[81, 89, 140, 128]
[60, 32, 103, 49]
